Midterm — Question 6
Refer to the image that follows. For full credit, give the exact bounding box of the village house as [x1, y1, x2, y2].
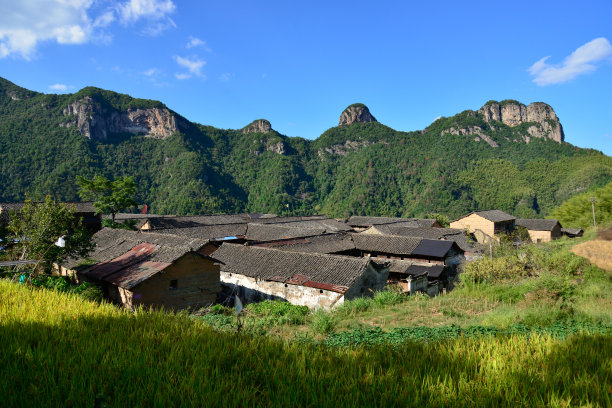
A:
[61, 228, 222, 311]
[515, 218, 563, 243]
[349, 233, 464, 270]
[450, 210, 516, 242]
[361, 225, 478, 255]
[212, 243, 389, 309]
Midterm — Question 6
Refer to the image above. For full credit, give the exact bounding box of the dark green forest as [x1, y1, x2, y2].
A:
[0, 77, 610, 220]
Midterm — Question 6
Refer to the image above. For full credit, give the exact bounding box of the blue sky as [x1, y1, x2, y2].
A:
[1, 0, 611, 154]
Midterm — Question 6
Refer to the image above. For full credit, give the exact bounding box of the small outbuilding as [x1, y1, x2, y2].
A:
[561, 228, 584, 238]
[515, 219, 562, 243]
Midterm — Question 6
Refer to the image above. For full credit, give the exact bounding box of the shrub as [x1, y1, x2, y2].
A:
[310, 310, 336, 334]
[373, 288, 405, 307]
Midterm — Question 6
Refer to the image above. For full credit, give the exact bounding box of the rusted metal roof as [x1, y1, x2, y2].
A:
[81, 242, 159, 281]
[105, 261, 172, 290]
[302, 281, 349, 293]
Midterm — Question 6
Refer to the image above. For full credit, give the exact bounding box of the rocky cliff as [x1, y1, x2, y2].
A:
[242, 119, 272, 134]
[479, 100, 564, 143]
[61, 96, 183, 140]
[338, 103, 377, 126]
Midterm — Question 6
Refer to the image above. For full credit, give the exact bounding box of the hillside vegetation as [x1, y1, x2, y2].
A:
[1, 279, 611, 407]
[0, 77, 610, 218]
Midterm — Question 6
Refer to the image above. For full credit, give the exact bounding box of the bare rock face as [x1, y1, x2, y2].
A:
[338, 103, 377, 126]
[443, 127, 499, 148]
[479, 101, 564, 143]
[242, 119, 272, 134]
[62, 97, 183, 140]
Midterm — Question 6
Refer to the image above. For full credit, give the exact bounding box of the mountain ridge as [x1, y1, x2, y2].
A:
[0, 76, 609, 219]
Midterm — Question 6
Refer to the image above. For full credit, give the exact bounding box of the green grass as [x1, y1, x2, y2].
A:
[1, 280, 611, 407]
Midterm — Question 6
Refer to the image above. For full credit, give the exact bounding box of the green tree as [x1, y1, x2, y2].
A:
[7, 197, 93, 275]
[76, 175, 137, 223]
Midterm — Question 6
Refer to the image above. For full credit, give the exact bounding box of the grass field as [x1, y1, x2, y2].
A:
[1, 280, 611, 407]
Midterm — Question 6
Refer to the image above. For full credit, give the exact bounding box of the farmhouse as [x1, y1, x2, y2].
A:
[450, 210, 516, 241]
[515, 219, 562, 243]
[350, 233, 464, 269]
[213, 243, 389, 309]
[63, 228, 221, 310]
[361, 225, 476, 254]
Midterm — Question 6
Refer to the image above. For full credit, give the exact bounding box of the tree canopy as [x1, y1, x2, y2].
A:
[77, 175, 137, 223]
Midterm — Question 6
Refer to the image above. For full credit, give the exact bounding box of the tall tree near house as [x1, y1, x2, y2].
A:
[7, 197, 93, 274]
[76, 175, 137, 223]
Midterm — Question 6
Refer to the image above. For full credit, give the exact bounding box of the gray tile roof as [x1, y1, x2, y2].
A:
[388, 260, 446, 278]
[348, 216, 438, 227]
[351, 233, 422, 255]
[561, 228, 583, 236]
[214, 243, 380, 290]
[473, 210, 516, 223]
[146, 224, 247, 240]
[268, 233, 356, 254]
[516, 219, 560, 231]
[245, 223, 328, 242]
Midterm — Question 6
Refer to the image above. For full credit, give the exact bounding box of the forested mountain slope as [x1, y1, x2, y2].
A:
[0, 77, 610, 218]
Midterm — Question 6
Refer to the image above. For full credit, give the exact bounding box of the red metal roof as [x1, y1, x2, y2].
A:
[105, 261, 171, 290]
[81, 242, 158, 280]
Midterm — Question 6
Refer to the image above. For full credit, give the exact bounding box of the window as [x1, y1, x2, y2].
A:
[169, 279, 178, 290]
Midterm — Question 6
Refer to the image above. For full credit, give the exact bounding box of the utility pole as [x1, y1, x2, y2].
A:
[589, 197, 597, 229]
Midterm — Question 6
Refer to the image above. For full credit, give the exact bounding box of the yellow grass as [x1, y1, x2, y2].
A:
[571, 240, 612, 271]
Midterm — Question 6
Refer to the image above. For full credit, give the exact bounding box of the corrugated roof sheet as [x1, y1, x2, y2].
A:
[214, 243, 380, 291]
[516, 219, 560, 231]
[104, 261, 172, 290]
[64, 228, 210, 269]
[81, 242, 159, 281]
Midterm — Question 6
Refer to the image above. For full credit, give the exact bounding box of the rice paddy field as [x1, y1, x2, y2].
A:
[1, 279, 611, 407]
[2, 233, 612, 406]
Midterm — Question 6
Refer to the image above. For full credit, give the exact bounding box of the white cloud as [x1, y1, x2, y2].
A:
[0, 0, 94, 59]
[49, 83, 69, 92]
[174, 72, 191, 80]
[93, 11, 115, 28]
[529, 37, 612, 86]
[174, 55, 206, 79]
[0, 0, 177, 59]
[219, 72, 231, 81]
[186, 36, 210, 50]
[143, 67, 162, 77]
[119, 0, 176, 22]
